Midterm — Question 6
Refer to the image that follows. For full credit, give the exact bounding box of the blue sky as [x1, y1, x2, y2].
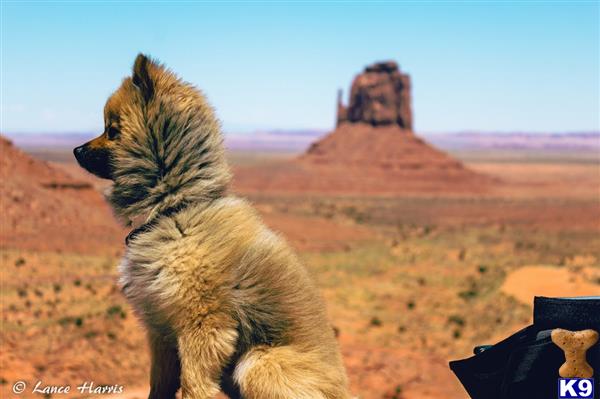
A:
[1, 1, 598, 134]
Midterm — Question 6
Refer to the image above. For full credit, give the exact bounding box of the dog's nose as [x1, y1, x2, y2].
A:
[73, 145, 85, 161]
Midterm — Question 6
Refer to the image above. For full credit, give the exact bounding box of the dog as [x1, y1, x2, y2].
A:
[74, 54, 351, 399]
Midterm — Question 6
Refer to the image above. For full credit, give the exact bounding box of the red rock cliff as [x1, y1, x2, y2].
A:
[337, 61, 413, 130]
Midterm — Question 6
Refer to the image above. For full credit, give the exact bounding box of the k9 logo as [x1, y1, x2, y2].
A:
[558, 379, 595, 399]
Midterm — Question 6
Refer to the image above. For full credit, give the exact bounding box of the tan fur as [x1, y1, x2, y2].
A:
[81, 54, 351, 399]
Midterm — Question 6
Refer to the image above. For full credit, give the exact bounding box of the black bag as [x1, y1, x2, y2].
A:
[449, 296, 600, 399]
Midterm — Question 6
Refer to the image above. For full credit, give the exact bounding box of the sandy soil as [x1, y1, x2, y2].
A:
[470, 162, 600, 200]
[501, 264, 599, 305]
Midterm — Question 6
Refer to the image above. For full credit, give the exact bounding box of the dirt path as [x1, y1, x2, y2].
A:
[501, 265, 599, 305]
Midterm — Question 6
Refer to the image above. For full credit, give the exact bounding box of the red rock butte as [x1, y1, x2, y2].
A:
[235, 61, 494, 195]
[337, 60, 413, 130]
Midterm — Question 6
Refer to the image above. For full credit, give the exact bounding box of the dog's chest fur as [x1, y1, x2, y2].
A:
[116, 198, 257, 331]
[118, 255, 166, 329]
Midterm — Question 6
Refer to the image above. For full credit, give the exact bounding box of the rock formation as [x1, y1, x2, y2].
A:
[0, 135, 124, 252]
[233, 61, 493, 195]
[337, 61, 413, 130]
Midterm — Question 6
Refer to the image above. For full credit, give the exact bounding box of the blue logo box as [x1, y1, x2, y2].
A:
[558, 378, 595, 399]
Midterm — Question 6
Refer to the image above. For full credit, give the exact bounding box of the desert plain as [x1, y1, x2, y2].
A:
[1, 127, 599, 399]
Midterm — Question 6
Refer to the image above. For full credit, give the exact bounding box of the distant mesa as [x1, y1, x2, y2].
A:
[302, 60, 425, 168]
[337, 61, 413, 130]
[234, 60, 495, 195]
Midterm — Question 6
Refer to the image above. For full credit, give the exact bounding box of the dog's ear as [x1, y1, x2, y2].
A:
[132, 53, 155, 103]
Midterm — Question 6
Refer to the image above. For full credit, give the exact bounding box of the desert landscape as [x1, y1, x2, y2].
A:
[1, 59, 599, 399]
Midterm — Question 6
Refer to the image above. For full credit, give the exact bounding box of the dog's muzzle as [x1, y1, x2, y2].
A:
[73, 144, 113, 180]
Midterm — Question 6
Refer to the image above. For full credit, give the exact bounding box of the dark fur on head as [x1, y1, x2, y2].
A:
[74, 54, 231, 221]
[132, 54, 155, 102]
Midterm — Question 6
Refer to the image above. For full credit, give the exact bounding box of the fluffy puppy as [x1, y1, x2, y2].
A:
[73, 54, 351, 399]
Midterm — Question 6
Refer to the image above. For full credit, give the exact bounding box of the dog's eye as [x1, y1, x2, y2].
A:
[107, 126, 120, 140]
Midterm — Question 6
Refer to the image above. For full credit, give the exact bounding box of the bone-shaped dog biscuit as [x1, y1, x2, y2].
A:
[551, 328, 598, 378]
